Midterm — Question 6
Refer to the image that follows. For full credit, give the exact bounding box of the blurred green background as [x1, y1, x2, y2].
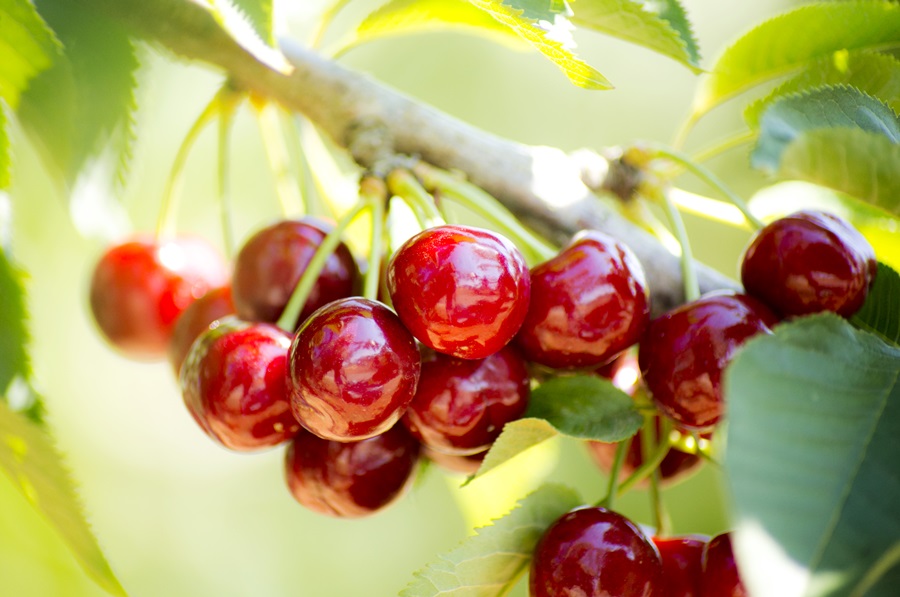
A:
[1, 1, 802, 595]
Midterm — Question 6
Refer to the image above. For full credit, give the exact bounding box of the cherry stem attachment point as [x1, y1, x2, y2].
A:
[386, 168, 444, 229]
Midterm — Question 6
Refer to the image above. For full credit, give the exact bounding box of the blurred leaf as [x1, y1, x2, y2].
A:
[853, 262, 900, 347]
[525, 375, 643, 441]
[745, 52, 900, 128]
[229, 0, 275, 45]
[571, 0, 701, 72]
[751, 86, 900, 173]
[400, 483, 581, 597]
[468, 0, 612, 89]
[464, 418, 557, 486]
[0, 247, 29, 398]
[692, 1, 900, 118]
[776, 128, 900, 215]
[0, 400, 127, 596]
[0, 107, 7, 189]
[725, 314, 900, 597]
[0, 0, 58, 108]
[203, 0, 290, 73]
[18, 0, 139, 186]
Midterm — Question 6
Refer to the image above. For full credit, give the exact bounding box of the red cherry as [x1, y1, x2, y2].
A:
[387, 225, 531, 360]
[741, 210, 876, 318]
[402, 346, 530, 455]
[288, 297, 421, 442]
[699, 533, 747, 597]
[167, 285, 235, 374]
[89, 236, 229, 359]
[516, 231, 650, 369]
[652, 535, 708, 597]
[232, 218, 358, 328]
[179, 317, 300, 451]
[284, 424, 420, 518]
[530, 506, 664, 596]
[639, 292, 778, 431]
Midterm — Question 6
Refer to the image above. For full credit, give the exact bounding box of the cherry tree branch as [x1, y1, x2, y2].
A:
[77, 0, 737, 315]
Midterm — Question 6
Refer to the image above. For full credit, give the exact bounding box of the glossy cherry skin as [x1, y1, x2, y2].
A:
[288, 297, 421, 442]
[741, 210, 876, 319]
[167, 285, 235, 374]
[402, 346, 530, 455]
[517, 231, 650, 369]
[284, 423, 420, 518]
[652, 535, 708, 597]
[639, 292, 778, 431]
[530, 506, 665, 597]
[699, 533, 747, 597]
[89, 236, 229, 359]
[180, 317, 300, 451]
[387, 225, 531, 360]
[232, 218, 358, 329]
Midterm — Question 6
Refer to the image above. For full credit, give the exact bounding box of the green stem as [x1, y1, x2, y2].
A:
[656, 187, 701, 303]
[688, 129, 756, 165]
[413, 162, 557, 263]
[256, 100, 304, 217]
[386, 169, 444, 229]
[360, 176, 387, 301]
[309, 0, 355, 49]
[216, 94, 238, 259]
[280, 112, 319, 217]
[599, 440, 629, 511]
[671, 110, 701, 150]
[641, 417, 670, 537]
[617, 418, 674, 496]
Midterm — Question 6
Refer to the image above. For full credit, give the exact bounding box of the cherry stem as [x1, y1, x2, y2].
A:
[217, 94, 239, 259]
[412, 162, 557, 264]
[655, 186, 701, 303]
[275, 197, 371, 332]
[616, 417, 674, 497]
[386, 169, 445, 229]
[600, 440, 629, 511]
[280, 112, 321, 217]
[641, 417, 670, 537]
[309, 0, 354, 49]
[255, 100, 305, 217]
[155, 91, 222, 241]
[687, 129, 756, 166]
[360, 176, 388, 301]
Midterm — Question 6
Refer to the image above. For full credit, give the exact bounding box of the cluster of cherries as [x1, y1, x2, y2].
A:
[89, 200, 876, 594]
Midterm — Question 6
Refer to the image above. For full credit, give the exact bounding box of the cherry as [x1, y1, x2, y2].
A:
[639, 292, 778, 431]
[741, 210, 876, 319]
[288, 297, 421, 442]
[231, 218, 358, 329]
[423, 446, 487, 475]
[89, 236, 229, 359]
[387, 224, 531, 360]
[167, 285, 235, 374]
[179, 316, 300, 451]
[699, 533, 747, 597]
[402, 346, 530, 455]
[530, 506, 664, 596]
[516, 231, 650, 369]
[652, 535, 708, 597]
[284, 423, 420, 518]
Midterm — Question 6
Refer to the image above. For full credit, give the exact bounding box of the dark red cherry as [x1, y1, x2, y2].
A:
[423, 446, 487, 475]
[288, 297, 421, 441]
[741, 210, 876, 319]
[387, 225, 531, 360]
[168, 285, 235, 374]
[180, 316, 300, 451]
[639, 292, 778, 431]
[530, 506, 664, 597]
[652, 535, 708, 597]
[516, 231, 650, 369]
[699, 533, 747, 597]
[232, 218, 358, 328]
[402, 346, 530, 455]
[284, 423, 420, 518]
[89, 236, 229, 359]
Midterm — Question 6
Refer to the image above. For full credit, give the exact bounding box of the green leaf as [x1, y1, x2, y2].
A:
[525, 375, 643, 441]
[853, 262, 900, 347]
[0, 0, 58, 108]
[230, 0, 275, 45]
[692, 1, 900, 118]
[0, 247, 29, 397]
[0, 106, 8, 190]
[751, 86, 900, 173]
[203, 0, 290, 73]
[745, 51, 900, 129]
[464, 417, 558, 485]
[0, 400, 126, 596]
[776, 127, 900, 215]
[400, 483, 581, 596]
[570, 0, 701, 72]
[18, 1, 139, 186]
[468, 0, 612, 89]
[725, 314, 900, 597]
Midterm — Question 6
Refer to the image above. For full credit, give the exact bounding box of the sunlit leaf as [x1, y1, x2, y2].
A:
[692, 1, 900, 118]
[0, 0, 58, 108]
[0, 401, 126, 596]
[570, 0, 700, 72]
[751, 86, 900, 173]
[0, 247, 29, 398]
[745, 51, 900, 128]
[400, 483, 581, 597]
[468, 0, 612, 89]
[230, 0, 275, 45]
[725, 314, 900, 597]
[203, 0, 290, 73]
[853, 262, 900, 347]
[464, 418, 557, 486]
